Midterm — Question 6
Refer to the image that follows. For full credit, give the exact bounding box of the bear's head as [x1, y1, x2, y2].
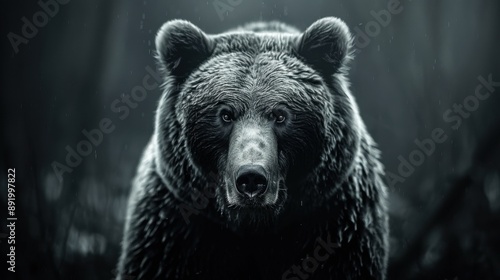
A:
[153, 17, 361, 229]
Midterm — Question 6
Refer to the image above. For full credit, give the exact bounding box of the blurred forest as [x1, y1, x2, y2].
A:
[1, 0, 500, 279]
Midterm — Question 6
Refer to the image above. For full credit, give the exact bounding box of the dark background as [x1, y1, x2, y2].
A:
[1, 0, 500, 279]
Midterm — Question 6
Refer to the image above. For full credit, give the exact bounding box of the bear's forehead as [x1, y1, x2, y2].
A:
[202, 52, 302, 83]
[178, 33, 328, 108]
[187, 45, 322, 93]
[207, 32, 318, 80]
[186, 52, 323, 102]
[179, 53, 328, 115]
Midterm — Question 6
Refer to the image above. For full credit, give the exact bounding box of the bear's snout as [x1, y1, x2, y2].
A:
[225, 121, 281, 206]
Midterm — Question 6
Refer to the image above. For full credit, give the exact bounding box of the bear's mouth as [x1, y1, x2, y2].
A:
[217, 177, 287, 233]
[220, 177, 287, 229]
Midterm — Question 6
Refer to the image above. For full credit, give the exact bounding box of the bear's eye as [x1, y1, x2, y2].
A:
[270, 111, 286, 124]
[221, 112, 233, 123]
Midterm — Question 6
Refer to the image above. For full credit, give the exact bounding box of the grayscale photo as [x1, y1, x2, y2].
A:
[1, 1, 499, 279]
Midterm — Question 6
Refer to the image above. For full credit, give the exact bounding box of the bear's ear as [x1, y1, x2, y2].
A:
[296, 17, 353, 77]
[155, 20, 213, 80]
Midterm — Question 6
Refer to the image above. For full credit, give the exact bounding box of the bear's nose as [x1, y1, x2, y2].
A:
[235, 165, 268, 198]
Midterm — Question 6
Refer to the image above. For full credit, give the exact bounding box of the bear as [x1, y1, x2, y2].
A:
[117, 17, 389, 280]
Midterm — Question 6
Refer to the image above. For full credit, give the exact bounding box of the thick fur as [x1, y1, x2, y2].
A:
[117, 17, 389, 280]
